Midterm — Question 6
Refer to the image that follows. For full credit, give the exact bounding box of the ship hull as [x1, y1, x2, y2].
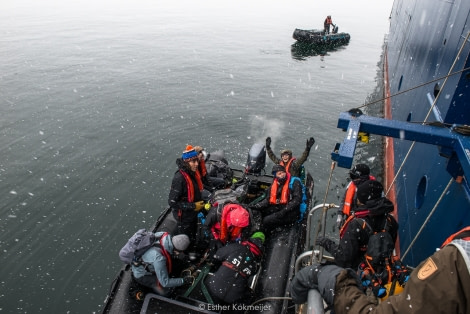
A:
[385, 0, 470, 266]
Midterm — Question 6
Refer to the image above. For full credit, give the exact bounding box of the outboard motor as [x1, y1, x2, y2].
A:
[205, 149, 231, 189]
[245, 143, 266, 175]
[332, 24, 339, 34]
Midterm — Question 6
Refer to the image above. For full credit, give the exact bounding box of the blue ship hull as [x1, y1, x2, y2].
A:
[385, 0, 470, 266]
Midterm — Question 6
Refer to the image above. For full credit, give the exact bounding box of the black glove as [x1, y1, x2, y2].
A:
[290, 263, 323, 304]
[306, 137, 315, 149]
[315, 236, 333, 248]
[209, 239, 222, 252]
[290, 263, 343, 306]
[175, 252, 188, 262]
[183, 276, 194, 285]
[265, 137, 271, 149]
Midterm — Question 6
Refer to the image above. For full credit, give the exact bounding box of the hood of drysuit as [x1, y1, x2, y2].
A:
[176, 157, 192, 172]
[357, 197, 394, 217]
[156, 231, 174, 254]
[226, 206, 250, 228]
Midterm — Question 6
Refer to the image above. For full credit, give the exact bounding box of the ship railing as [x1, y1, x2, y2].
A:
[294, 203, 338, 314]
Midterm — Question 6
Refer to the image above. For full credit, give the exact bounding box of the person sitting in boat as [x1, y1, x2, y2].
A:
[251, 165, 303, 232]
[324, 15, 333, 34]
[265, 136, 315, 179]
[205, 232, 265, 305]
[168, 145, 206, 241]
[201, 202, 252, 254]
[131, 233, 193, 296]
[336, 163, 376, 229]
[316, 180, 398, 269]
[290, 225, 470, 313]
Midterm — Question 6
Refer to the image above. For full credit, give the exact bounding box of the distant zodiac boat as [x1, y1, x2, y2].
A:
[293, 26, 351, 45]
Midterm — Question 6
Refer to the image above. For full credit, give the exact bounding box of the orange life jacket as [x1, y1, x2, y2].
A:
[269, 173, 291, 205]
[194, 171, 204, 191]
[157, 233, 172, 288]
[342, 175, 376, 217]
[212, 204, 246, 244]
[198, 159, 207, 176]
[280, 158, 295, 174]
[441, 226, 470, 248]
[179, 170, 196, 202]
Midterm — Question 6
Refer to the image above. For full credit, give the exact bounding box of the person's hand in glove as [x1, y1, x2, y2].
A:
[209, 239, 222, 252]
[175, 251, 189, 262]
[306, 137, 315, 150]
[194, 201, 205, 212]
[183, 276, 194, 285]
[290, 263, 344, 306]
[315, 236, 335, 250]
[265, 137, 271, 149]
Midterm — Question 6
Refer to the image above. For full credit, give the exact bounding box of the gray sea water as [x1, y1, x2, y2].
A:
[0, 0, 392, 312]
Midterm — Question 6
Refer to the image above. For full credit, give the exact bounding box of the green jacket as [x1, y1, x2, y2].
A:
[266, 145, 311, 177]
[334, 240, 470, 313]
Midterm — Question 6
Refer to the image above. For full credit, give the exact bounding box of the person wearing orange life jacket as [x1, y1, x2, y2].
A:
[202, 202, 252, 253]
[336, 163, 376, 228]
[251, 164, 303, 232]
[131, 233, 193, 296]
[168, 145, 205, 240]
[265, 136, 315, 178]
[324, 15, 333, 34]
[290, 226, 470, 313]
[317, 180, 398, 270]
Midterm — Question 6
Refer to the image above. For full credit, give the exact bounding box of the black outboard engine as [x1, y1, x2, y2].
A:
[245, 143, 266, 175]
[332, 24, 339, 34]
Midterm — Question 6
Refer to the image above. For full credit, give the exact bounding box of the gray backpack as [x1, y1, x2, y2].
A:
[119, 229, 161, 264]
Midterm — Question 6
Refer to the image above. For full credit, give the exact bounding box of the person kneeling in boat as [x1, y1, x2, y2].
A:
[250, 165, 303, 233]
[290, 226, 470, 313]
[201, 202, 252, 255]
[205, 232, 265, 305]
[131, 233, 194, 296]
[265, 136, 314, 179]
[316, 180, 398, 270]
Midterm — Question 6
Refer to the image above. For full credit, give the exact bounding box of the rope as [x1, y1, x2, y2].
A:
[382, 31, 470, 197]
[366, 32, 469, 260]
[401, 178, 454, 260]
[357, 65, 470, 110]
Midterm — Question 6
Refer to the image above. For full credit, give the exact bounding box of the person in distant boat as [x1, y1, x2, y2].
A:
[336, 163, 376, 229]
[265, 136, 315, 178]
[205, 232, 265, 305]
[251, 165, 303, 232]
[290, 225, 470, 313]
[324, 15, 333, 34]
[168, 145, 206, 240]
[316, 180, 398, 269]
[201, 202, 252, 254]
[131, 233, 193, 296]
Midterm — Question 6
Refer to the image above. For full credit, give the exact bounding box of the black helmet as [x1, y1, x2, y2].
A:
[356, 180, 383, 204]
[271, 164, 286, 176]
[349, 163, 370, 180]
